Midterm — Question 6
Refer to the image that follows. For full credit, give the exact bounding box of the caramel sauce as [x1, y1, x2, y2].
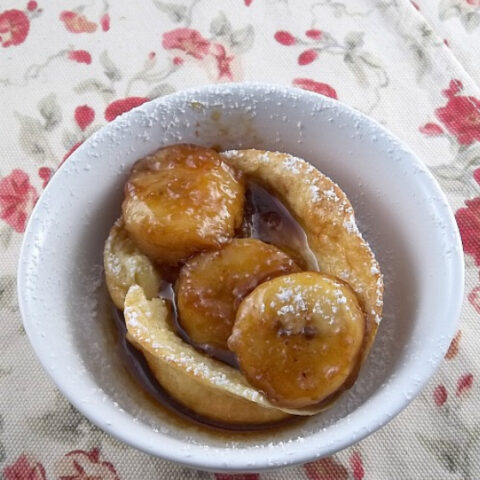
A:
[240, 181, 319, 271]
[112, 179, 317, 431]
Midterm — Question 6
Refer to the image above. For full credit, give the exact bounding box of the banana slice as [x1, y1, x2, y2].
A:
[124, 285, 329, 424]
[229, 272, 365, 409]
[104, 218, 162, 310]
[123, 144, 245, 265]
[176, 238, 300, 350]
[221, 149, 383, 367]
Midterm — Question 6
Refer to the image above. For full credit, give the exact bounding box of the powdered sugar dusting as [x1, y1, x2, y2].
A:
[309, 184, 321, 202]
[374, 274, 384, 323]
[323, 187, 339, 202]
[282, 155, 302, 174]
[220, 149, 243, 159]
[334, 289, 347, 304]
[343, 214, 359, 234]
[267, 277, 358, 325]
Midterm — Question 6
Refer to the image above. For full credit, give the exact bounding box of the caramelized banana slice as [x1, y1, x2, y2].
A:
[229, 272, 365, 409]
[122, 144, 244, 264]
[176, 238, 300, 350]
[104, 218, 162, 309]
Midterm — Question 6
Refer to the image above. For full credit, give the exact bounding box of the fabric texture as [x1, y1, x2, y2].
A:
[1, 0, 479, 478]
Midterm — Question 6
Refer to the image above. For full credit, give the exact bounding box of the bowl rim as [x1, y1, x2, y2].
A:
[17, 82, 465, 472]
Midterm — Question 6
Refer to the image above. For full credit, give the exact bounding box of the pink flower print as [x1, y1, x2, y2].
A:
[3, 454, 46, 480]
[162, 28, 210, 59]
[213, 44, 234, 80]
[293, 78, 338, 99]
[456, 373, 473, 396]
[104, 97, 149, 122]
[298, 49, 318, 65]
[55, 448, 119, 480]
[433, 384, 448, 406]
[74, 105, 95, 131]
[274, 30, 296, 45]
[68, 50, 92, 64]
[60, 10, 97, 33]
[100, 13, 110, 31]
[0, 169, 38, 233]
[0, 9, 30, 47]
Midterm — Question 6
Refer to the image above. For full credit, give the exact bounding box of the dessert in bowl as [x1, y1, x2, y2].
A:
[18, 83, 463, 471]
[105, 143, 382, 427]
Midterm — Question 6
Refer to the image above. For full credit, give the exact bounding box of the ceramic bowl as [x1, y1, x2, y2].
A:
[18, 83, 464, 472]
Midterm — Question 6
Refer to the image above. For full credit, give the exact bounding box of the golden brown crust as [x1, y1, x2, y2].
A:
[221, 149, 383, 364]
[103, 218, 162, 310]
[141, 352, 289, 425]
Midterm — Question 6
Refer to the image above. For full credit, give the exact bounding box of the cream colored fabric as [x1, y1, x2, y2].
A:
[1, 0, 479, 478]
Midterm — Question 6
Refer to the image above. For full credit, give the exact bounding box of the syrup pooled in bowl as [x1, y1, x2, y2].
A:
[240, 182, 319, 271]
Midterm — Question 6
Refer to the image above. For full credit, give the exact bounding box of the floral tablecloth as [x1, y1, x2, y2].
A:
[1, 0, 479, 478]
